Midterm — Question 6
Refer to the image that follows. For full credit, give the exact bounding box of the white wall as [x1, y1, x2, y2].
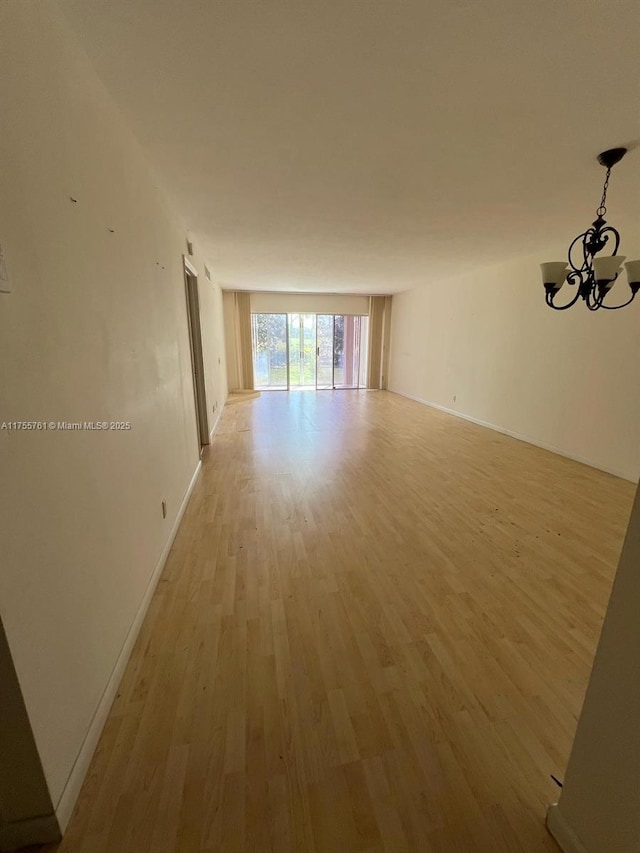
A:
[388, 237, 640, 482]
[250, 291, 370, 315]
[547, 483, 640, 853]
[0, 0, 226, 826]
[199, 275, 228, 434]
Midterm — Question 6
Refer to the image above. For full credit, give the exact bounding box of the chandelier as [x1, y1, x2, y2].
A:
[541, 147, 640, 311]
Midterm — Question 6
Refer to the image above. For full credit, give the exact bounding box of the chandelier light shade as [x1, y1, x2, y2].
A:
[540, 262, 569, 292]
[541, 147, 640, 311]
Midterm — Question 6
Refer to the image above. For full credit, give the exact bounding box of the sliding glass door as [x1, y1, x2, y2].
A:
[316, 315, 334, 389]
[251, 313, 288, 389]
[288, 313, 317, 388]
[327, 315, 369, 389]
[252, 312, 369, 390]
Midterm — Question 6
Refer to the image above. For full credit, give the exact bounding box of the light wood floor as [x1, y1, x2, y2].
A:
[45, 391, 635, 853]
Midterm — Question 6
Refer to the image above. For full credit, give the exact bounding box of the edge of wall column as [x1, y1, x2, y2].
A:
[389, 389, 638, 483]
[0, 813, 61, 852]
[546, 805, 590, 853]
[208, 396, 226, 441]
[53, 459, 204, 831]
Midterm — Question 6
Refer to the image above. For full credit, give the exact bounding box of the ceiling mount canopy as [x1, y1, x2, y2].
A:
[596, 147, 628, 169]
[541, 147, 640, 311]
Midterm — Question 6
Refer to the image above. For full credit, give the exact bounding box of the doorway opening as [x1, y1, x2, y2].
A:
[183, 257, 209, 453]
[251, 312, 369, 390]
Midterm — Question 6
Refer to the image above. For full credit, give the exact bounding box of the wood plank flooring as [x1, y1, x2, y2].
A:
[44, 391, 636, 852]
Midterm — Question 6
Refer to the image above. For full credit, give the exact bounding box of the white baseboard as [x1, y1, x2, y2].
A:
[546, 804, 590, 853]
[54, 460, 203, 831]
[389, 388, 637, 483]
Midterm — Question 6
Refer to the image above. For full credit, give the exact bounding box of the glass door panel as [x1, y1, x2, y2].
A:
[301, 313, 317, 387]
[288, 313, 302, 386]
[332, 315, 345, 387]
[358, 315, 369, 388]
[334, 315, 361, 389]
[316, 314, 334, 389]
[288, 313, 317, 388]
[339, 315, 360, 389]
[252, 313, 288, 389]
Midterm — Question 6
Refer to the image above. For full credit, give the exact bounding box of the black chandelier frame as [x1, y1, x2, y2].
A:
[545, 148, 639, 312]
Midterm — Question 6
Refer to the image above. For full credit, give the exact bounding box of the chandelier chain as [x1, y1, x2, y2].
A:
[597, 168, 611, 217]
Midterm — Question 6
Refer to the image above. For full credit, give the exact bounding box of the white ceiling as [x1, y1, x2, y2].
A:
[58, 0, 640, 293]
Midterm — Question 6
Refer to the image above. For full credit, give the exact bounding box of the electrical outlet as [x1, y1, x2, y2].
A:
[161, 499, 167, 519]
[453, 395, 457, 403]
